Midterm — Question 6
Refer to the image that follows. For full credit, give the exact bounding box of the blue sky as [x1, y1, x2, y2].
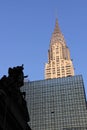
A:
[0, 0, 87, 93]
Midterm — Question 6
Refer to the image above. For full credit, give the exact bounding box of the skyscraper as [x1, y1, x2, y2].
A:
[21, 18, 87, 130]
[45, 19, 74, 79]
[22, 75, 87, 130]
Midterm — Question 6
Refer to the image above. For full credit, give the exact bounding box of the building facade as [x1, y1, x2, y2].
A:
[22, 75, 87, 130]
[45, 19, 74, 79]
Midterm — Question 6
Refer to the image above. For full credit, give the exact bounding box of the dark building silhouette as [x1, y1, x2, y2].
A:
[0, 65, 31, 130]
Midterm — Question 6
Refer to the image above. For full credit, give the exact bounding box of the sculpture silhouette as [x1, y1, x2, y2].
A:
[0, 65, 30, 122]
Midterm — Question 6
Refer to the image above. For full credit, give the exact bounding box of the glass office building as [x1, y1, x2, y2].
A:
[22, 75, 87, 130]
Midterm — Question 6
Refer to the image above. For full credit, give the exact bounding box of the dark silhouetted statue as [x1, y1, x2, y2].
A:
[0, 65, 31, 130]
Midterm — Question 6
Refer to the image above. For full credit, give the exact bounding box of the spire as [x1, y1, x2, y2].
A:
[50, 18, 65, 45]
[45, 18, 74, 79]
[54, 18, 61, 34]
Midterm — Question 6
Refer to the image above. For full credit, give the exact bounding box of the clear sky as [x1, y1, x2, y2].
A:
[0, 0, 87, 93]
